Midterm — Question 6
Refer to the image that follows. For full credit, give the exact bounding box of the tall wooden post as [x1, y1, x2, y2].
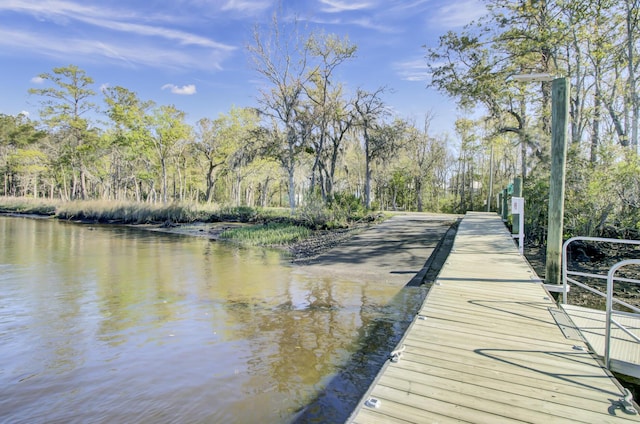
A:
[546, 78, 569, 287]
[501, 189, 508, 221]
[486, 144, 494, 212]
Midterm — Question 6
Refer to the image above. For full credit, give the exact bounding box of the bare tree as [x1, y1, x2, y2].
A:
[352, 88, 410, 209]
[304, 32, 357, 199]
[248, 14, 310, 211]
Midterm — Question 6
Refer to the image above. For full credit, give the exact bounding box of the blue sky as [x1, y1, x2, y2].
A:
[0, 0, 485, 135]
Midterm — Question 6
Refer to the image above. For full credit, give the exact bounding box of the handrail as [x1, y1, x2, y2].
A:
[562, 237, 640, 372]
[605, 259, 640, 369]
[562, 236, 640, 304]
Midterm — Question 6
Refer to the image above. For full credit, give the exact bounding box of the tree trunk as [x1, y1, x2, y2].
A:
[287, 127, 297, 211]
[415, 177, 423, 212]
[205, 162, 216, 203]
[288, 166, 296, 211]
[627, 0, 639, 148]
[80, 167, 88, 200]
[592, 71, 602, 163]
[161, 158, 168, 203]
[364, 127, 372, 209]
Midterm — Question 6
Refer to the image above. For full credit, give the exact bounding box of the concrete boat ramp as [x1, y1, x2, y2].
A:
[348, 212, 639, 423]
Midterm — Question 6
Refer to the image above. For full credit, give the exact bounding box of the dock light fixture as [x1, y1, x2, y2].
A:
[510, 73, 556, 82]
[511, 73, 569, 290]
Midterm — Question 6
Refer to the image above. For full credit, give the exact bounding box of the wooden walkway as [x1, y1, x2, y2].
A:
[348, 212, 640, 423]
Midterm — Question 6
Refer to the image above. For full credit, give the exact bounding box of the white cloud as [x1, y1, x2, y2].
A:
[0, 1, 235, 50]
[393, 58, 430, 82]
[319, 0, 373, 13]
[0, 28, 230, 71]
[431, 0, 486, 28]
[350, 17, 395, 33]
[0, 0, 177, 26]
[80, 17, 235, 51]
[162, 84, 197, 95]
[30, 76, 44, 83]
[221, 0, 272, 13]
[19, 110, 29, 117]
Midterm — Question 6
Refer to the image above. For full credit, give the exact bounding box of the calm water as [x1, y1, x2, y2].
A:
[0, 216, 424, 423]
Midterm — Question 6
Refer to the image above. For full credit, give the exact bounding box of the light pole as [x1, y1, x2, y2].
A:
[512, 74, 569, 287]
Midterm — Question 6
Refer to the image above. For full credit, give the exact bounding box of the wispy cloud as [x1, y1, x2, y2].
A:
[0, 0, 183, 24]
[350, 17, 395, 33]
[0, 0, 152, 26]
[162, 84, 197, 95]
[80, 17, 235, 50]
[221, 0, 272, 13]
[0, 0, 236, 69]
[30, 76, 44, 83]
[393, 58, 430, 82]
[431, 0, 486, 28]
[319, 0, 373, 13]
[0, 0, 235, 50]
[0, 28, 230, 71]
[388, 0, 431, 12]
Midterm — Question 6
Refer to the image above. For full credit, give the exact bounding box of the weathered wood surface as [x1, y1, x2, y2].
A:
[349, 212, 640, 423]
[562, 304, 640, 378]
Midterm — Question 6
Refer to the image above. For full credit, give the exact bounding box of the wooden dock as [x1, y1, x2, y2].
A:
[562, 304, 640, 378]
[348, 212, 640, 423]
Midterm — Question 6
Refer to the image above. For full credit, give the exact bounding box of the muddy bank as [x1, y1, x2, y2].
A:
[143, 221, 370, 262]
[525, 244, 640, 309]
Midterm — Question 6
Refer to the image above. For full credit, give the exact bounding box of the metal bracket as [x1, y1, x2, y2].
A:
[619, 389, 638, 415]
[364, 397, 381, 409]
[544, 284, 570, 293]
[390, 345, 406, 363]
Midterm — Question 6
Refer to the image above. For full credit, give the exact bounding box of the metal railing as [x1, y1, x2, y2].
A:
[562, 237, 640, 370]
[605, 260, 640, 369]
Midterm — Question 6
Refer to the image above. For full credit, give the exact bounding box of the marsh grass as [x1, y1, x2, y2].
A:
[54, 200, 218, 224]
[0, 196, 59, 215]
[219, 222, 312, 246]
[0, 197, 221, 224]
[0, 197, 383, 247]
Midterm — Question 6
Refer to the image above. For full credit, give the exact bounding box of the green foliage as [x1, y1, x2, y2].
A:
[219, 222, 312, 246]
[563, 149, 607, 237]
[297, 193, 339, 229]
[0, 113, 46, 149]
[297, 191, 381, 230]
[29, 65, 96, 129]
[604, 152, 640, 236]
[330, 192, 368, 219]
[522, 174, 549, 244]
[28, 65, 100, 200]
[214, 206, 258, 222]
[523, 146, 640, 241]
[7, 149, 47, 174]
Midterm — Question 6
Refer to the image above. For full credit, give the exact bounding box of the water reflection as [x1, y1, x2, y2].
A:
[0, 216, 424, 423]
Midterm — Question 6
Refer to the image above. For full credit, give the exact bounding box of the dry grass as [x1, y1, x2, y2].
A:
[0, 196, 59, 215]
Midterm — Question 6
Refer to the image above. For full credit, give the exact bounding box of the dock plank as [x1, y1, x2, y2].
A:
[348, 212, 640, 423]
[562, 304, 640, 375]
[387, 358, 621, 410]
[399, 342, 622, 399]
[376, 372, 621, 424]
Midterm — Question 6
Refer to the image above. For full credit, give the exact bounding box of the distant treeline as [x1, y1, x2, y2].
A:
[3, 1, 640, 242]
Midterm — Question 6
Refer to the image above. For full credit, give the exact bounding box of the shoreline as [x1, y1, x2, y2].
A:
[4, 212, 639, 305]
[141, 220, 370, 262]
